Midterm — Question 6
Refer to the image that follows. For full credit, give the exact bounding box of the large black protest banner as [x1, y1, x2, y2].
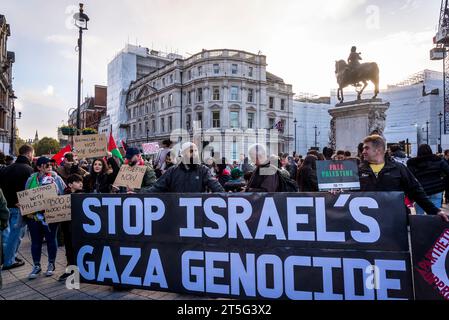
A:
[71, 192, 413, 300]
[410, 215, 449, 300]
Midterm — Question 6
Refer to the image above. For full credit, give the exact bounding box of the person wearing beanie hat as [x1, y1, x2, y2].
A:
[125, 147, 141, 161]
[121, 146, 156, 192]
[144, 142, 224, 193]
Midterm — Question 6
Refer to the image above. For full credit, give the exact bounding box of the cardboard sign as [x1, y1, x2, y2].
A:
[44, 195, 71, 224]
[113, 165, 147, 189]
[316, 160, 360, 191]
[17, 184, 58, 216]
[73, 134, 108, 159]
[142, 142, 160, 155]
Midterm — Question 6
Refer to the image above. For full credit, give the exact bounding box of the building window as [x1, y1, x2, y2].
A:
[247, 112, 254, 129]
[153, 81, 156, 88]
[161, 96, 165, 109]
[197, 88, 203, 102]
[231, 64, 238, 75]
[168, 116, 172, 132]
[213, 64, 219, 74]
[198, 66, 203, 76]
[269, 118, 275, 129]
[145, 121, 148, 133]
[230, 86, 239, 101]
[269, 97, 274, 109]
[152, 100, 156, 112]
[152, 119, 156, 133]
[247, 89, 254, 103]
[132, 124, 136, 138]
[145, 104, 149, 114]
[170, 74, 173, 83]
[139, 106, 143, 116]
[133, 107, 138, 118]
[139, 123, 142, 136]
[188, 70, 192, 80]
[161, 118, 165, 132]
[162, 78, 166, 87]
[169, 94, 173, 107]
[212, 111, 220, 128]
[248, 67, 253, 77]
[197, 112, 203, 129]
[188, 91, 192, 105]
[212, 86, 220, 100]
[186, 114, 191, 130]
[281, 99, 285, 110]
[230, 111, 239, 128]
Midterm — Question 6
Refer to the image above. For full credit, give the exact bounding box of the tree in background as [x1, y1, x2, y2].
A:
[33, 137, 60, 156]
[14, 137, 27, 155]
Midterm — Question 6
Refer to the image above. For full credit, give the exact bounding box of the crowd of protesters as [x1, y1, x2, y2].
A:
[1, 134, 449, 288]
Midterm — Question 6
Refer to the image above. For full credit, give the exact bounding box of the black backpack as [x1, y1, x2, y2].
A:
[277, 169, 299, 192]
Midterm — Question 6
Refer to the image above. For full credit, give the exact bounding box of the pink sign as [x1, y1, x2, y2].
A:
[142, 142, 160, 154]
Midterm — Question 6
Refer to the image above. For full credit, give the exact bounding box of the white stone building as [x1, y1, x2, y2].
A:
[330, 70, 446, 156]
[107, 44, 182, 143]
[125, 49, 294, 162]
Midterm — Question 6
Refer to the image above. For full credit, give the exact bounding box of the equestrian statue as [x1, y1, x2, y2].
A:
[335, 46, 379, 103]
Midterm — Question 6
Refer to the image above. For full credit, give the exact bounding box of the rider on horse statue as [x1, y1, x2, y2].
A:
[335, 46, 379, 103]
[347, 46, 362, 85]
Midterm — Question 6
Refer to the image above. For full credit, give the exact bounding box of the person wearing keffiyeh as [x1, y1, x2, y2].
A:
[24, 157, 66, 280]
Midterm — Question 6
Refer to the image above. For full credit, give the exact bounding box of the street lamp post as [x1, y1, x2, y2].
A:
[314, 125, 318, 149]
[9, 93, 19, 156]
[439, 112, 443, 153]
[146, 129, 149, 143]
[293, 118, 297, 154]
[426, 121, 430, 145]
[73, 3, 89, 135]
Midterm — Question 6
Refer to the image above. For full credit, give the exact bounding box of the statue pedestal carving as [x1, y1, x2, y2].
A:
[329, 99, 390, 153]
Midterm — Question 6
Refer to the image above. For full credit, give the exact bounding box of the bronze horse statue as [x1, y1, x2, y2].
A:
[335, 60, 379, 103]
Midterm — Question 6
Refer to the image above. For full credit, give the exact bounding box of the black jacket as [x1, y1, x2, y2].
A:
[147, 163, 224, 193]
[285, 162, 298, 180]
[246, 162, 280, 192]
[297, 165, 318, 192]
[358, 159, 440, 215]
[83, 157, 120, 193]
[406, 155, 449, 196]
[0, 156, 34, 207]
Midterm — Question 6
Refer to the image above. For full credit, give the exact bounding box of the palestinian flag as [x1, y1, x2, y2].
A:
[108, 132, 124, 164]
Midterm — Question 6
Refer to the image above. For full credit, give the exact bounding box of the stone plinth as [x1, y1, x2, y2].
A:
[329, 99, 390, 153]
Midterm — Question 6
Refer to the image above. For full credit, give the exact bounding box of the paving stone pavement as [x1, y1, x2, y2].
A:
[0, 235, 213, 300]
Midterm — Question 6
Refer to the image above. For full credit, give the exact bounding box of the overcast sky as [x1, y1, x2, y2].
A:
[2, 0, 444, 139]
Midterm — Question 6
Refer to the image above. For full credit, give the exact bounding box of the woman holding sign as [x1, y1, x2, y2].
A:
[24, 157, 66, 280]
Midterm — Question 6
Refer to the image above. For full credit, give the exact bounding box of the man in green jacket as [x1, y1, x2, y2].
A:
[0, 189, 10, 289]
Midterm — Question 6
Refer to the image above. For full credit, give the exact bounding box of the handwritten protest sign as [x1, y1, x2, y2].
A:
[44, 195, 71, 223]
[73, 134, 108, 159]
[142, 142, 160, 155]
[113, 165, 147, 189]
[17, 184, 58, 216]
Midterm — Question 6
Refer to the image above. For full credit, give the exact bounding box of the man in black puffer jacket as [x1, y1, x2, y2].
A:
[146, 142, 224, 193]
[407, 144, 449, 215]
